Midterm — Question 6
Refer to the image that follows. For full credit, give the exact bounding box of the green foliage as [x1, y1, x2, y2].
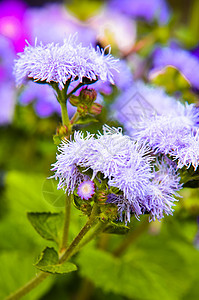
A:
[0, 251, 54, 300]
[27, 212, 64, 247]
[77, 219, 199, 300]
[35, 247, 77, 274]
[0, 171, 86, 298]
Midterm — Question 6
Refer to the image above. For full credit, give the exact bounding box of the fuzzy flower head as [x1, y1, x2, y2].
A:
[14, 34, 119, 89]
[52, 126, 182, 224]
[77, 180, 95, 200]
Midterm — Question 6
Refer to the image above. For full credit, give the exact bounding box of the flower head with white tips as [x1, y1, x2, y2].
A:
[14, 34, 119, 88]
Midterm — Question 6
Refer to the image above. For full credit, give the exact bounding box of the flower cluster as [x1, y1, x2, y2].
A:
[52, 125, 181, 224]
[113, 81, 199, 171]
[14, 34, 119, 88]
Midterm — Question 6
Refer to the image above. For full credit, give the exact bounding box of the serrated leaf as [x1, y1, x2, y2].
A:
[35, 247, 77, 274]
[103, 222, 130, 235]
[27, 212, 64, 246]
[76, 115, 98, 125]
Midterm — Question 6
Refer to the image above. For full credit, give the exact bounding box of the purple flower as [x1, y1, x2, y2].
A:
[113, 81, 199, 170]
[77, 180, 95, 200]
[107, 157, 181, 224]
[172, 129, 199, 171]
[0, 0, 30, 52]
[51, 130, 94, 194]
[14, 34, 119, 88]
[108, 0, 170, 24]
[151, 47, 199, 89]
[144, 158, 181, 221]
[52, 125, 181, 223]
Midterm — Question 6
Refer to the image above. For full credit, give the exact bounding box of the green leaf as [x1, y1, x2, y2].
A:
[35, 247, 77, 274]
[77, 220, 199, 300]
[103, 222, 130, 235]
[76, 115, 98, 125]
[27, 212, 64, 246]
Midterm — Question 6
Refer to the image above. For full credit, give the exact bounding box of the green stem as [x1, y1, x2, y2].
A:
[59, 203, 99, 263]
[70, 111, 80, 125]
[113, 218, 149, 257]
[5, 272, 49, 300]
[60, 194, 71, 251]
[6, 203, 100, 300]
[51, 82, 71, 128]
[59, 100, 71, 128]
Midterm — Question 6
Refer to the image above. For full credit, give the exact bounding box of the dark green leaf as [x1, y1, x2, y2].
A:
[35, 247, 77, 274]
[27, 212, 64, 246]
[103, 222, 130, 235]
[76, 115, 98, 125]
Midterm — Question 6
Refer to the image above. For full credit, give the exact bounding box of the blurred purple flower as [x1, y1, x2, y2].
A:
[151, 47, 199, 89]
[25, 3, 96, 46]
[112, 81, 181, 133]
[108, 0, 170, 24]
[0, 0, 30, 52]
[18, 81, 76, 118]
[0, 82, 16, 125]
[0, 35, 15, 81]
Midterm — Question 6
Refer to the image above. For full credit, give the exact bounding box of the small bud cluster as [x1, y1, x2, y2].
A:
[69, 87, 102, 117]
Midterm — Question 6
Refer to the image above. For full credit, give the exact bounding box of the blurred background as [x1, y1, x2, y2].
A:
[0, 0, 199, 299]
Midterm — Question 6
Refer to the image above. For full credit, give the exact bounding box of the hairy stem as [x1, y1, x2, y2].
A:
[60, 194, 71, 251]
[5, 272, 49, 300]
[72, 220, 107, 255]
[59, 202, 99, 263]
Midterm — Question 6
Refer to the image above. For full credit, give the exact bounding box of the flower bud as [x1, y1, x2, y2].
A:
[53, 125, 69, 144]
[77, 104, 89, 116]
[69, 95, 80, 107]
[79, 88, 97, 104]
[90, 103, 103, 115]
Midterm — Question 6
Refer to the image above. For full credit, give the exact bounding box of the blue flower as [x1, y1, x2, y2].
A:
[14, 34, 119, 88]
